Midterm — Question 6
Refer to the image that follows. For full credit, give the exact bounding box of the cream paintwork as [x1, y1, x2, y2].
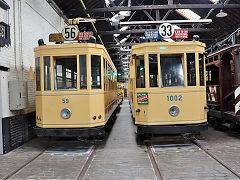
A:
[34, 43, 117, 128]
[129, 41, 207, 126]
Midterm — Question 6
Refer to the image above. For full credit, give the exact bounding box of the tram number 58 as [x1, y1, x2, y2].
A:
[62, 25, 79, 41]
[62, 98, 69, 104]
[167, 95, 182, 101]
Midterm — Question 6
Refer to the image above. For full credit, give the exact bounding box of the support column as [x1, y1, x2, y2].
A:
[0, 71, 3, 154]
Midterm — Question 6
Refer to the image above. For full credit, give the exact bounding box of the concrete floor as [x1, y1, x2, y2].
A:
[0, 99, 240, 179]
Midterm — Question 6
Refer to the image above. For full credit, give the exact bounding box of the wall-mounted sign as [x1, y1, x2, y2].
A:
[159, 23, 175, 39]
[145, 30, 162, 39]
[171, 30, 189, 39]
[76, 31, 93, 41]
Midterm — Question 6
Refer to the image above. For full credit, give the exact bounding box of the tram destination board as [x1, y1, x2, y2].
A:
[137, 93, 149, 104]
[49, 32, 93, 42]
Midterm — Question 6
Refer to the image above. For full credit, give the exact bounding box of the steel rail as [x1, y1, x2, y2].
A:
[76, 145, 97, 180]
[146, 144, 163, 180]
[192, 139, 240, 179]
[2, 150, 44, 180]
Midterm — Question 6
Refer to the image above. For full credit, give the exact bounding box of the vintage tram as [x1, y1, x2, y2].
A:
[206, 45, 240, 129]
[129, 41, 208, 134]
[34, 42, 118, 137]
[117, 82, 124, 104]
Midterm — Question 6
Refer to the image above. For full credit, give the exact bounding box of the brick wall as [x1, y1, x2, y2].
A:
[0, 0, 66, 118]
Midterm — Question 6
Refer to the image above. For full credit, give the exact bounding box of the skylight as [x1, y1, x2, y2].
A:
[176, 9, 201, 20]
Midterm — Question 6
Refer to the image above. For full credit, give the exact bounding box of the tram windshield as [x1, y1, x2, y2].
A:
[54, 56, 77, 90]
[160, 54, 184, 87]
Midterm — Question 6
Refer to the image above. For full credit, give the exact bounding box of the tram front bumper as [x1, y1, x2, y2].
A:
[136, 122, 208, 134]
[34, 126, 105, 137]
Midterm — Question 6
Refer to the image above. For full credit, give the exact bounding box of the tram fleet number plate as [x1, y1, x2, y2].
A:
[137, 93, 148, 104]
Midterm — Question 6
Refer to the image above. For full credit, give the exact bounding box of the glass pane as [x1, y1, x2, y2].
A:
[79, 55, 87, 89]
[55, 56, 77, 90]
[135, 55, 145, 88]
[36, 57, 41, 91]
[199, 53, 205, 86]
[44, 56, 51, 90]
[149, 54, 158, 87]
[91, 55, 101, 89]
[187, 53, 196, 86]
[161, 54, 184, 87]
[237, 54, 240, 84]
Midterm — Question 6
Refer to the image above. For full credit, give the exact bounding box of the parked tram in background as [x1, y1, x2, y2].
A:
[206, 45, 240, 129]
[129, 41, 208, 135]
[117, 82, 124, 104]
[34, 41, 118, 137]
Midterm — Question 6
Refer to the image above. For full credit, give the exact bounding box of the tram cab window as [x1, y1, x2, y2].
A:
[79, 55, 87, 89]
[187, 53, 196, 86]
[91, 55, 101, 89]
[160, 54, 184, 87]
[44, 56, 51, 90]
[54, 56, 77, 90]
[199, 53, 205, 86]
[149, 54, 158, 87]
[36, 57, 41, 91]
[135, 55, 145, 88]
[237, 54, 240, 84]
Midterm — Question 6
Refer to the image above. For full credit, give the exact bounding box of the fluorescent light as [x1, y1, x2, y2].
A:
[176, 9, 201, 20]
[114, 26, 129, 37]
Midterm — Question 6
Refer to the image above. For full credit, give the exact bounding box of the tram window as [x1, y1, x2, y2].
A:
[79, 55, 87, 89]
[149, 54, 158, 87]
[136, 55, 145, 88]
[54, 56, 77, 90]
[44, 56, 51, 90]
[36, 57, 41, 91]
[236, 54, 240, 84]
[199, 53, 205, 86]
[187, 53, 196, 86]
[209, 57, 213, 63]
[214, 56, 218, 62]
[91, 55, 101, 89]
[160, 54, 184, 87]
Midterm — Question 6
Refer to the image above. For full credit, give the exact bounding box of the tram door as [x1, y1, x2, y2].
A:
[221, 52, 235, 112]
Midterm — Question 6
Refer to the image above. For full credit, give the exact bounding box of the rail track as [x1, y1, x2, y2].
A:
[2, 150, 45, 180]
[191, 138, 240, 179]
[76, 145, 97, 180]
[146, 143, 163, 180]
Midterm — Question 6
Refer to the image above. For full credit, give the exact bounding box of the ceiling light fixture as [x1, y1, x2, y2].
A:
[216, 9, 228, 18]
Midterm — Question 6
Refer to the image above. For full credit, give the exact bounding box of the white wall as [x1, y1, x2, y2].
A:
[0, 0, 66, 118]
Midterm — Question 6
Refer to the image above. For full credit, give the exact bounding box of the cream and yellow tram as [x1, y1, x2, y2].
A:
[129, 41, 208, 134]
[34, 43, 118, 137]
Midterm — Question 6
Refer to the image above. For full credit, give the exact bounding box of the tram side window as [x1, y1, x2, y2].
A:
[44, 56, 51, 90]
[135, 55, 145, 88]
[91, 55, 101, 89]
[160, 54, 184, 87]
[36, 57, 41, 91]
[79, 55, 87, 89]
[237, 54, 240, 84]
[187, 53, 196, 86]
[199, 53, 205, 86]
[55, 56, 77, 90]
[149, 54, 158, 87]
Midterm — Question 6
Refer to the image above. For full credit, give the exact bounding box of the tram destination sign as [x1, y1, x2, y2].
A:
[49, 31, 93, 42]
[145, 30, 162, 39]
[137, 93, 149, 104]
[171, 30, 188, 39]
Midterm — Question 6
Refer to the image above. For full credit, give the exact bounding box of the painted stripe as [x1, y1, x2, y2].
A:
[37, 120, 107, 126]
[235, 100, 240, 113]
[136, 118, 206, 123]
[141, 90, 205, 95]
[36, 93, 104, 97]
[235, 87, 240, 99]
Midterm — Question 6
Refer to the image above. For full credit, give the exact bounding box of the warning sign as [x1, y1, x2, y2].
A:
[137, 93, 149, 104]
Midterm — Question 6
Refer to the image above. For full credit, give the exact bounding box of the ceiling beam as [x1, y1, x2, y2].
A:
[100, 28, 227, 35]
[86, 4, 240, 13]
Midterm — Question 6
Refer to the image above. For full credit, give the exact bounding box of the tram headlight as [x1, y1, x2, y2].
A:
[169, 105, 180, 117]
[60, 108, 72, 119]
